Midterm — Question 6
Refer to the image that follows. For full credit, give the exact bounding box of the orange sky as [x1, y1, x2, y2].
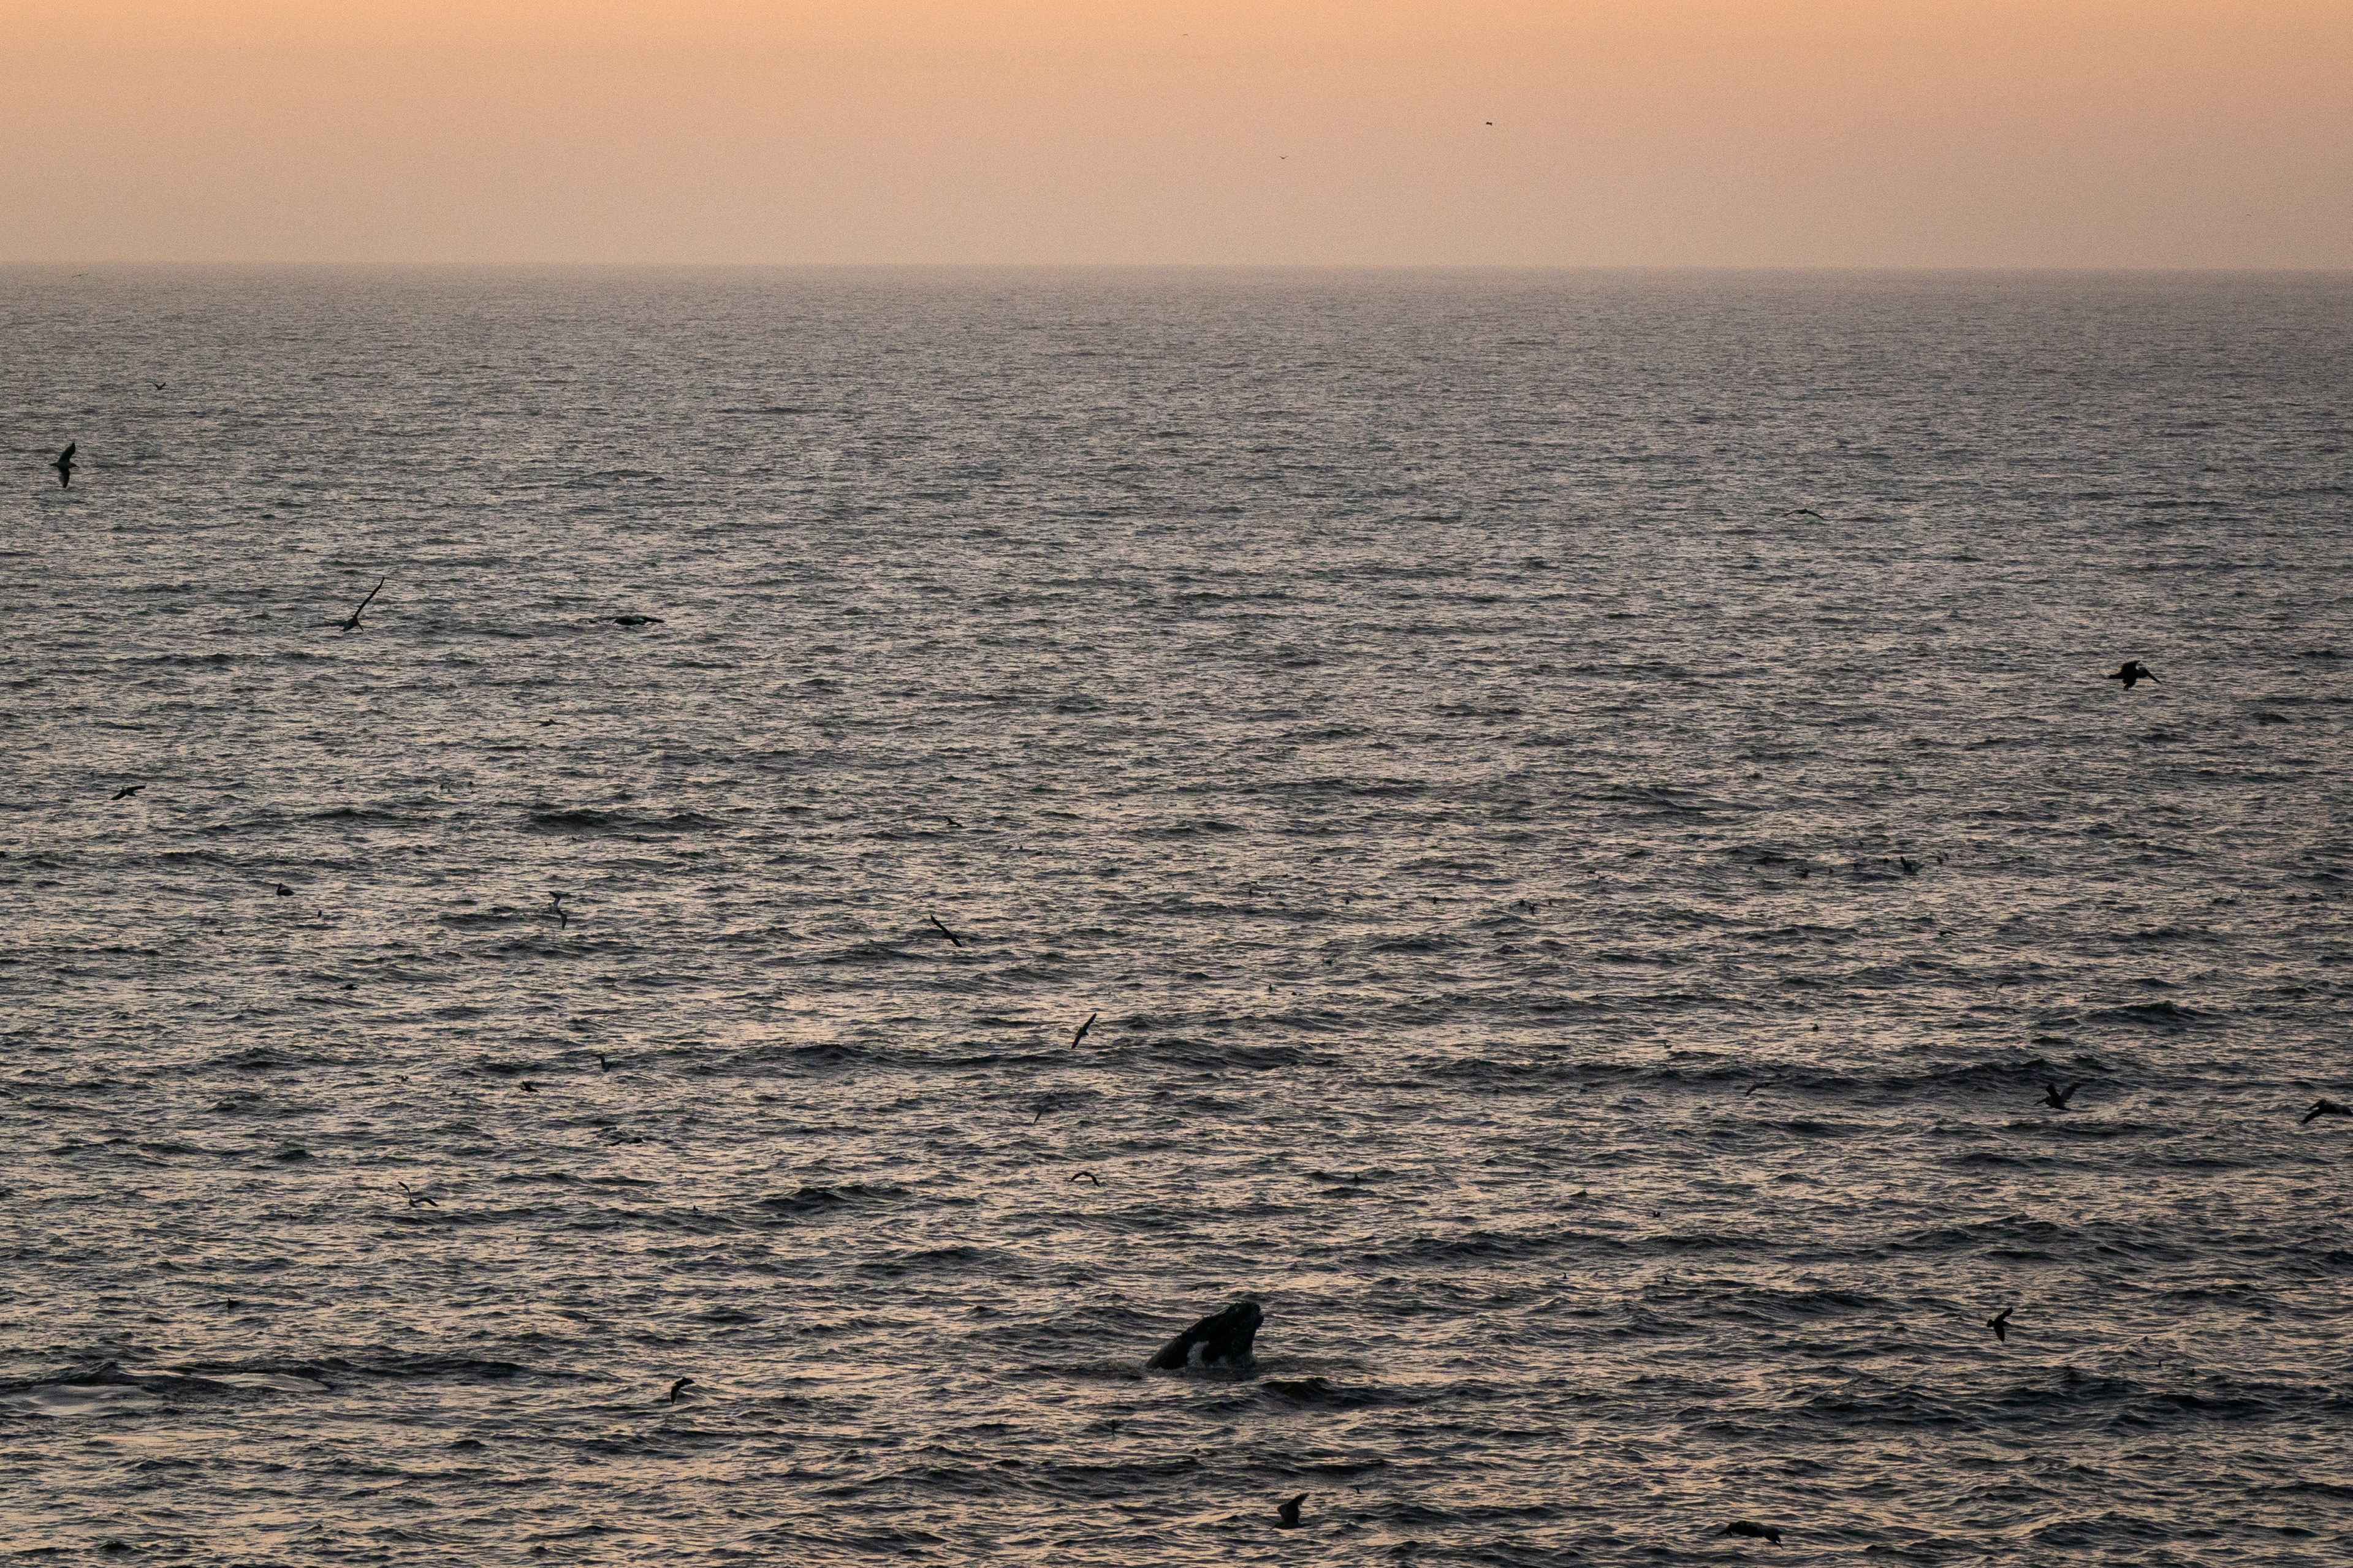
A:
[3, 0, 2347, 265]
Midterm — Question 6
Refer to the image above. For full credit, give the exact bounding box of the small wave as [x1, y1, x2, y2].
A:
[756, 1183, 901, 1215]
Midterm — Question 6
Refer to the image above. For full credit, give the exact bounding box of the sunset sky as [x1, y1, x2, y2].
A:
[4, 0, 2347, 267]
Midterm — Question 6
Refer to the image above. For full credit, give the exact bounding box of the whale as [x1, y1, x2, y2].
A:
[1147, 1300, 1263, 1370]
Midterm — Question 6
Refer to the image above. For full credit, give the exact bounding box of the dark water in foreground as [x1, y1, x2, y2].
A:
[2, 268, 2351, 1564]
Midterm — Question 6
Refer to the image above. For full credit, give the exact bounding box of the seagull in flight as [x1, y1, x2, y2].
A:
[2107, 661, 2157, 690]
[1985, 1306, 2013, 1343]
[340, 576, 386, 632]
[667, 1377, 694, 1404]
[2041, 1081, 2083, 1110]
[52, 443, 75, 488]
[1276, 1493, 1308, 1529]
[1071, 1012, 1098, 1047]
[929, 914, 962, 949]
[2302, 1097, 2351, 1124]
[112, 784, 143, 801]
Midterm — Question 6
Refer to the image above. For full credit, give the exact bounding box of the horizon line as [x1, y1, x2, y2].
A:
[7, 260, 2351, 276]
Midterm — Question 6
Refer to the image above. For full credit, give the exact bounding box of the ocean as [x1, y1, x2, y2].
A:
[2, 267, 2349, 1563]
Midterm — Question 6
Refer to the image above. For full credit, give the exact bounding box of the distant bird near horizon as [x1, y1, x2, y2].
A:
[52, 443, 75, 488]
[667, 1377, 693, 1404]
[929, 914, 962, 948]
[112, 784, 142, 801]
[1276, 1493, 1308, 1529]
[153, 381, 166, 390]
[338, 576, 386, 632]
[2107, 660, 2157, 689]
[1986, 1306, 2014, 1343]
[1071, 1011, 1098, 1047]
[2042, 1082, 2083, 1110]
[1722, 1521, 1781, 1545]
[2303, 1097, 2351, 1124]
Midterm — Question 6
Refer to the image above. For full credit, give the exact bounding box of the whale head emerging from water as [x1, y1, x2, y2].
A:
[1147, 1300, 1264, 1371]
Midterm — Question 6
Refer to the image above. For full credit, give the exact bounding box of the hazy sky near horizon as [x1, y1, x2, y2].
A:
[4, 1, 2347, 268]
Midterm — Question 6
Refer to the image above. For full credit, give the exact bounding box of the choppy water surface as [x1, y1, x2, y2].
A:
[3, 268, 2351, 1564]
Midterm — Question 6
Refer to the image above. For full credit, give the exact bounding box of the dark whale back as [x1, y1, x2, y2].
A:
[1147, 1300, 1263, 1370]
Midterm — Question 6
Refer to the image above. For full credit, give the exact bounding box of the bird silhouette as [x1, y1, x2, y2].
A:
[549, 892, 568, 929]
[112, 784, 142, 801]
[1071, 1011, 1098, 1047]
[2042, 1081, 2083, 1110]
[2107, 661, 2157, 690]
[52, 444, 75, 488]
[1898, 855, 1919, 876]
[273, 884, 292, 897]
[1985, 1306, 2013, 1343]
[2302, 1097, 2351, 1124]
[666, 1377, 693, 1404]
[598, 1053, 611, 1072]
[1276, 1493, 1307, 1529]
[1070, 1170, 1101, 1185]
[520, 1081, 538, 1094]
[339, 576, 386, 632]
[929, 914, 962, 948]
[1722, 1521, 1781, 1544]
[397, 1183, 438, 1209]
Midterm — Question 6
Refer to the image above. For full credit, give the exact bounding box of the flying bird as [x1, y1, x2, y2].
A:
[2302, 1097, 2351, 1124]
[1276, 1493, 1308, 1529]
[1985, 1306, 2013, 1343]
[549, 892, 568, 929]
[52, 443, 75, 488]
[397, 1183, 438, 1209]
[2107, 661, 2157, 690]
[112, 784, 142, 801]
[1071, 1012, 1098, 1047]
[520, 1081, 538, 1094]
[929, 914, 962, 948]
[153, 381, 167, 390]
[339, 576, 386, 632]
[598, 1053, 611, 1073]
[666, 1377, 694, 1404]
[1722, 1521, 1782, 1544]
[1070, 1170, 1101, 1186]
[1898, 855, 1919, 876]
[2041, 1081, 2083, 1110]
